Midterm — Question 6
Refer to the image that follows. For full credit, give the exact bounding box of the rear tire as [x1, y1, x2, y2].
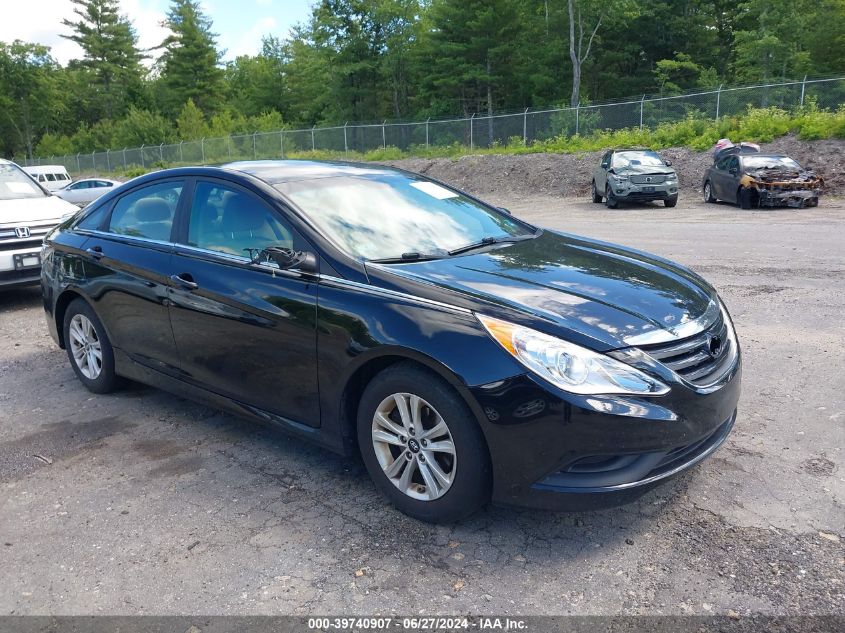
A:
[63, 298, 122, 394]
[357, 363, 491, 523]
[591, 180, 603, 203]
[664, 195, 678, 208]
[605, 185, 618, 209]
[703, 181, 716, 203]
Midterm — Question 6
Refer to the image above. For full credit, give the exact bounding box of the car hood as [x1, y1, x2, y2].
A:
[0, 195, 78, 225]
[366, 231, 717, 350]
[611, 164, 675, 177]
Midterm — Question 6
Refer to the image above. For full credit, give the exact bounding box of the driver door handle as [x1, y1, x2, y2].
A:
[170, 273, 199, 290]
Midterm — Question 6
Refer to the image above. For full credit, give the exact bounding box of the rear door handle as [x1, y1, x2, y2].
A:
[85, 246, 104, 259]
[170, 273, 199, 290]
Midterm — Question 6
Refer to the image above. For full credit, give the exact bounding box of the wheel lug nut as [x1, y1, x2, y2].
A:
[419, 455, 426, 463]
[399, 436, 406, 443]
[409, 428, 415, 435]
[405, 451, 412, 460]
[421, 439, 427, 446]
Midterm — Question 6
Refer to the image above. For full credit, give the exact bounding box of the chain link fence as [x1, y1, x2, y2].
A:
[17, 76, 845, 176]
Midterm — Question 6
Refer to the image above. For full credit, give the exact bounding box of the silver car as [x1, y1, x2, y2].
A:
[55, 178, 121, 207]
[592, 149, 679, 208]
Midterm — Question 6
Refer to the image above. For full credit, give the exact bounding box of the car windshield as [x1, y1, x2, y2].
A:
[275, 174, 533, 261]
[0, 163, 47, 201]
[742, 156, 801, 170]
[612, 151, 666, 168]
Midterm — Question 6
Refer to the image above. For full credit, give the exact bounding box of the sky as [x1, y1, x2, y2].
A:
[0, 0, 314, 66]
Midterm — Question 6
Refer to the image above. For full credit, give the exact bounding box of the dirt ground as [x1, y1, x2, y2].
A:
[0, 192, 843, 616]
[385, 134, 845, 200]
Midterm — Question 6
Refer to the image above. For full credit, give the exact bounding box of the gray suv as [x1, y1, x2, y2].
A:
[592, 149, 679, 208]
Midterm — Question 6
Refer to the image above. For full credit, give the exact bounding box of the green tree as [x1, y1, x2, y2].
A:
[157, 0, 225, 116]
[61, 0, 144, 119]
[176, 98, 207, 140]
[0, 41, 65, 158]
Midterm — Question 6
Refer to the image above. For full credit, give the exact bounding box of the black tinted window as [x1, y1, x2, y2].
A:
[185, 181, 293, 258]
[108, 181, 183, 241]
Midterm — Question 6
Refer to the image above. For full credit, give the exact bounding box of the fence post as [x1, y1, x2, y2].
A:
[382, 120, 387, 149]
[179, 141, 183, 163]
[201, 138, 205, 164]
[343, 122, 348, 156]
[280, 130, 285, 158]
[106, 149, 110, 173]
[470, 113, 475, 149]
[523, 108, 529, 145]
[800, 74, 808, 107]
[575, 104, 580, 136]
[311, 126, 316, 151]
[122, 148, 126, 170]
[715, 84, 723, 120]
[639, 95, 646, 130]
[253, 132, 257, 158]
[227, 136, 231, 159]
[91, 151, 95, 171]
[140, 144, 145, 168]
[425, 118, 430, 149]
[76, 153, 80, 173]
[159, 143, 164, 164]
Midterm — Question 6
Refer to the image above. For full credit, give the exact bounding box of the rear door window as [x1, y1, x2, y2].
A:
[107, 181, 184, 242]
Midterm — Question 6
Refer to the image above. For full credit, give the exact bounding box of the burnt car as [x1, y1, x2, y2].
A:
[703, 148, 823, 209]
[42, 161, 741, 523]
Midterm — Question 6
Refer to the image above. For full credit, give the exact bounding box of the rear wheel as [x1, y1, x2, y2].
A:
[703, 181, 716, 203]
[591, 180, 603, 203]
[357, 363, 491, 523]
[605, 185, 618, 209]
[63, 298, 121, 394]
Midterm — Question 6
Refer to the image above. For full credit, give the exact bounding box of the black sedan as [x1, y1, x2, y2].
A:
[41, 161, 741, 523]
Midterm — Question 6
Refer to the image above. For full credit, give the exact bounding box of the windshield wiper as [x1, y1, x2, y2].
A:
[447, 234, 534, 256]
[369, 251, 446, 264]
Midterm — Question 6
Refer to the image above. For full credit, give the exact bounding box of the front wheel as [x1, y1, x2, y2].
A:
[703, 181, 716, 203]
[63, 298, 122, 394]
[591, 180, 603, 203]
[738, 187, 754, 210]
[664, 195, 678, 208]
[357, 363, 491, 523]
[605, 185, 619, 209]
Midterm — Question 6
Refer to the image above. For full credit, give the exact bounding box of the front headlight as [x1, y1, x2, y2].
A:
[609, 172, 629, 181]
[477, 315, 669, 396]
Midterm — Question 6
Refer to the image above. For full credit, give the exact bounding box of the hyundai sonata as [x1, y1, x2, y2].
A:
[42, 161, 740, 522]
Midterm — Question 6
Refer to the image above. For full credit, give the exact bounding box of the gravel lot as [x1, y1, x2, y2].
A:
[0, 194, 843, 616]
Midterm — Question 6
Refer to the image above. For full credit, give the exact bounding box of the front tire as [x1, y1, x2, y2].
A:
[664, 195, 678, 208]
[738, 187, 754, 210]
[703, 181, 716, 203]
[605, 185, 619, 209]
[591, 180, 603, 203]
[357, 363, 491, 523]
[63, 298, 121, 394]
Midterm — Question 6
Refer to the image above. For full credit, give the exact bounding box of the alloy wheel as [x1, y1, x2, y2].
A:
[371, 393, 457, 501]
[704, 182, 712, 202]
[68, 314, 103, 380]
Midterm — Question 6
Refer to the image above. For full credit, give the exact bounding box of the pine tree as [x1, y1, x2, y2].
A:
[61, 0, 143, 119]
[157, 0, 225, 116]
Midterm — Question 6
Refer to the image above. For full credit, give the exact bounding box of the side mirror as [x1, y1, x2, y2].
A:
[262, 247, 318, 274]
[497, 206, 512, 215]
[664, 160, 672, 166]
[729, 168, 739, 175]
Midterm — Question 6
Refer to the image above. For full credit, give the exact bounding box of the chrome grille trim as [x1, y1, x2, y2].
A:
[630, 174, 666, 184]
[638, 307, 738, 388]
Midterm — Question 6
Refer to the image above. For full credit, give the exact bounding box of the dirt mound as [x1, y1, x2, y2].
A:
[383, 134, 844, 200]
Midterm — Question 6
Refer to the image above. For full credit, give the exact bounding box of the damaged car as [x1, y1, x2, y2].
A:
[702, 148, 823, 209]
[592, 149, 679, 208]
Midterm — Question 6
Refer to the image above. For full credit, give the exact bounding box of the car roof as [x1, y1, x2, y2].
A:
[222, 159, 402, 184]
[611, 148, 656, 153]
[739, 154, 790, 159]
[23, 165, 69, 171]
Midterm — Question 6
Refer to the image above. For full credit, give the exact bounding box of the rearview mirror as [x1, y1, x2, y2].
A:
[262, 247, 318, 274]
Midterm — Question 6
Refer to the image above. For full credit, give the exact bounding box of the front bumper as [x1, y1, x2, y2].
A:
[470, 355, 741, 511]
[610, 182, 678, 201]
[758, 187, 822, 208]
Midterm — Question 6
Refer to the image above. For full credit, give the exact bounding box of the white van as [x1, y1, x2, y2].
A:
[23, 165, 73, 192]
[1, 159, 79, 289]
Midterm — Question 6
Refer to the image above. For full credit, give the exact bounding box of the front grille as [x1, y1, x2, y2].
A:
[0, 221, 56, 252]
[638, 313, 736, 387]
[630, 174, 666, 184]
